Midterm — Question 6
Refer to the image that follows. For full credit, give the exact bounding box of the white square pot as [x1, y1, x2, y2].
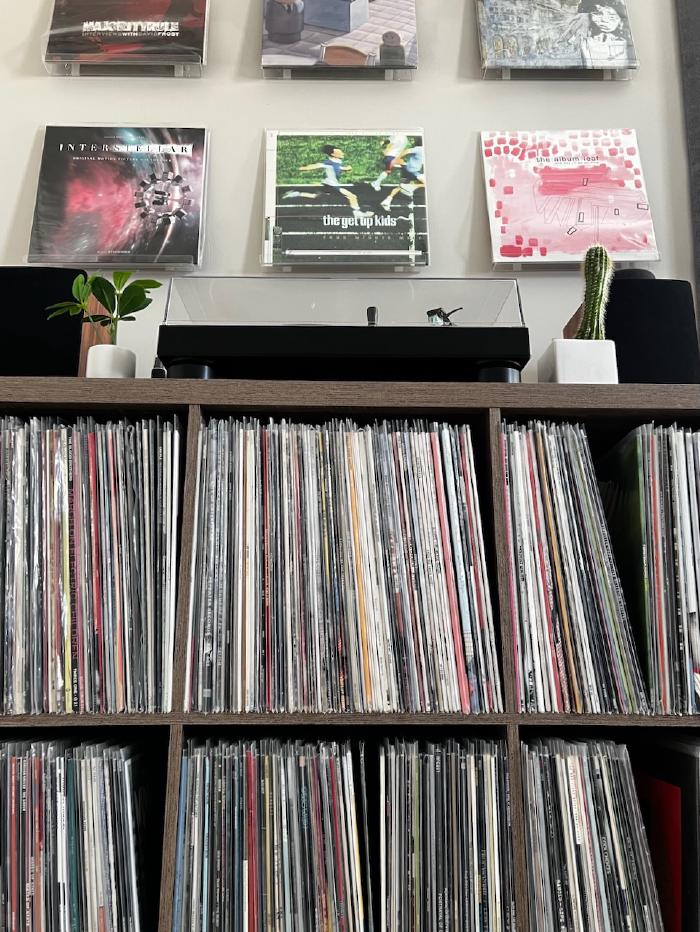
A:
[85, 344, 136, 379]
[538, 339, 619, 385]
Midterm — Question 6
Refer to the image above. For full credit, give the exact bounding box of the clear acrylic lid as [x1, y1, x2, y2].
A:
[164, 276, 525, 328]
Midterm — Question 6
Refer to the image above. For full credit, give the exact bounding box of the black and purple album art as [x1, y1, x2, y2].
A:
[28, 126, 207, 267]
[45, 0, 207, 64]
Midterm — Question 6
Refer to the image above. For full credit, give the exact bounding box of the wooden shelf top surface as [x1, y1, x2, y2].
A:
[0, 377, 699, 414]
[1, 711, 699, 728]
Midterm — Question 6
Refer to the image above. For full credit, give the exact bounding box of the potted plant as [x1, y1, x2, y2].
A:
[538, 244, 619, 385]
[47, 272, 161, 379]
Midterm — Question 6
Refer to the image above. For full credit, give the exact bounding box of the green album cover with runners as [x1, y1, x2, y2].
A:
[264, 130, 429, 267]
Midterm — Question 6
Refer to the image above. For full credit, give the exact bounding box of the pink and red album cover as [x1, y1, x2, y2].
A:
[481, 129, 659, 265]
[45, 0, 208, 66]
[28, 126, 208, 268]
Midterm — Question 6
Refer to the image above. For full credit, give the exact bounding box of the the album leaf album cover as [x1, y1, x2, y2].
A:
[262, 0, 417, 70]
[481, 129, 658, 264]
[45, 0, 208, 66]
[476, 0, 638, 71]
[264, 130, 429, 267]
[28, 126, 208, 268]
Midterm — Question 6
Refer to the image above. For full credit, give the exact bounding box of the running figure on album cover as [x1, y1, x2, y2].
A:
[265, 130, 428, 267]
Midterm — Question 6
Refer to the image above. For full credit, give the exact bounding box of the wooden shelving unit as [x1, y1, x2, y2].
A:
[4, 377, 700, 932]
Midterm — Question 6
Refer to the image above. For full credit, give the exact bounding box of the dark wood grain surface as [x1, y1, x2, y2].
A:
[1, 377, 700, 414]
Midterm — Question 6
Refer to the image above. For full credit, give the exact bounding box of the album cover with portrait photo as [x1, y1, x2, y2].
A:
[263, 130, 429, 267]
[481, 129, 658, 265]
[476, 0, 638, 72]
[28, 126, 208, 268]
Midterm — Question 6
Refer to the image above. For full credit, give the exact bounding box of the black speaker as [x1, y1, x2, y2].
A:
[1, 267, 86, 377]
[605, 271, 700, 384]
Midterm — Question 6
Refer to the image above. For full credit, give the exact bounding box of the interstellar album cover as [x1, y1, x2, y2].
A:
[264, 130, 429, 267]
[28, 126, 208, 268]
[45, 0, 208, 67]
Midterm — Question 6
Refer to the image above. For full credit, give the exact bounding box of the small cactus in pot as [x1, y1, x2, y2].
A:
[574, 244, 615, 340]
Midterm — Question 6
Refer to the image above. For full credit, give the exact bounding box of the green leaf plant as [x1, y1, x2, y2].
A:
[47, 272, 162, 345]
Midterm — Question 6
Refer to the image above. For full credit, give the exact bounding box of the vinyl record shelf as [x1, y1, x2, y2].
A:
[3, 376, 700, 932]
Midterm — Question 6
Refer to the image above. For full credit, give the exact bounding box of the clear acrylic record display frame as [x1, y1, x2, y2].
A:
[261, 0, 417, 80]
[26, 125, 210, 272]
[474, 0, 639, 81]
[480, 128, 660, 271]
[263, 128, 430, 271]
[42, 0, 211, 77]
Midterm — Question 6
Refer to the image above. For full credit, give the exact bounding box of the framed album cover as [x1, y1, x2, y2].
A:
[44, 0, 209, 75]
[481, 128, 658, 265]
[263, 129, 429, 267]
[262, 0, 417, 71]
[28, 126, 209, 269]
[476, 0, 638, 73]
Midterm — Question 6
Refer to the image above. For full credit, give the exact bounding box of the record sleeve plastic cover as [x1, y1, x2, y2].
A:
[264, 130, 429, 267]
[476, 0, 638, 71]
[481, 129, 658, 264]
[262, 0, 417, 70]
[28, 126, 208, 268]
[45, 0, 208, 66]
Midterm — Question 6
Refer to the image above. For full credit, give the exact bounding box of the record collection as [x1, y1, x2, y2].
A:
[602, 425, 700, 714]
[28, 126, 208, 268]
[0, 740, 144, 932]
[0, 415, 180, 714]
[173, 739, 371, 932]
[522, 739, 663, 931]
[185, 417, 502, 713]
[501, 420, 648, 714]
[380, 738, 515, 931]
[635, 738, 700, 932]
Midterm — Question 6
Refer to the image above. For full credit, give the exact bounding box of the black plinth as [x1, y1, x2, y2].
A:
[157, 324, 530, 383]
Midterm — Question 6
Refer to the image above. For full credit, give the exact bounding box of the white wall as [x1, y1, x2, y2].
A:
[0, 0, 693, 379]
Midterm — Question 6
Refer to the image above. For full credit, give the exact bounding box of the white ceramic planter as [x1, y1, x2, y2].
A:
[538, 339, 619, 385]
[85, 344, 136, 379]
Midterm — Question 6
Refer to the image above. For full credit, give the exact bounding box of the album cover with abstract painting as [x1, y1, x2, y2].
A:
[481, 129, 658, 265]
[476, 0, 638, 72]
[262, 0, 417, 70]
[263, 130, 429, 267]
[44, 0, 209, 73]
[28, 126, 208, 268]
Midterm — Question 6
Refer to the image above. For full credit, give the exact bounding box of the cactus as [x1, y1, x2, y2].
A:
[575, 244, 615, 341]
